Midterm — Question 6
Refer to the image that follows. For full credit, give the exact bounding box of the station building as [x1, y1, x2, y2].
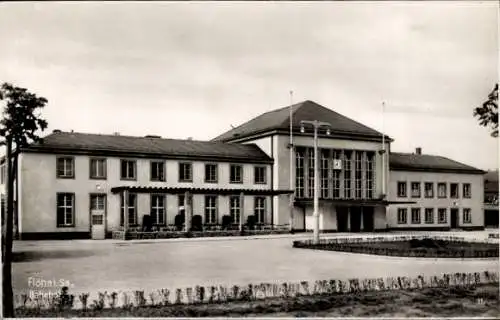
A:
[0, 100, 488, 239]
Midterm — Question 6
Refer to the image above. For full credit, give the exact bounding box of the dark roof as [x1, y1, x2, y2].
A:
[22, 131, 273, 163]
[110, 186, 293, 195]
[212, 100, 390, 142]
[389, 152, 485, 174]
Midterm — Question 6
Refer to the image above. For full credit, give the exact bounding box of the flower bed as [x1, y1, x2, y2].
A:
[13, 270, 499, 314]
[111, 229, 291, 240]
[293, 236, 499, 258]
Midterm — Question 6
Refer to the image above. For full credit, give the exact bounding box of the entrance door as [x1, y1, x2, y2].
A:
[450, 208, 459, 229]
[362, 207, 375, 232]
[337, 206, 348, 232]
[350, 207, 362, 232]
[90, 194, 106, 240]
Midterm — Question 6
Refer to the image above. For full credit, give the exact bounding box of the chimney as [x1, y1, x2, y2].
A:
[113, 132, 120, 136]
[416, 147, 422, 155]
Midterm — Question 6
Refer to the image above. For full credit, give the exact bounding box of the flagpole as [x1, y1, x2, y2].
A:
[381, 101, 386, 198]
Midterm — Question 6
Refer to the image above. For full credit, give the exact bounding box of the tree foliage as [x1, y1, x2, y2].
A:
[0, 82, 48, 148]
[473, 83, 498, 138]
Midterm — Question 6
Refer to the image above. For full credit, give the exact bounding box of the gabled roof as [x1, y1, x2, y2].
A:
[21, 131, 273, 164]
[389, 152, 485, 174]
[212, 100, 390, 142]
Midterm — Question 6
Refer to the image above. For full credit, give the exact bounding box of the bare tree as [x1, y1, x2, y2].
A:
[0, 82, 48, 317]
[474, 83, 498, 138]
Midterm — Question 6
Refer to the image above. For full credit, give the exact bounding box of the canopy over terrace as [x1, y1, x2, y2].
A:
[110, 186, 294, 231]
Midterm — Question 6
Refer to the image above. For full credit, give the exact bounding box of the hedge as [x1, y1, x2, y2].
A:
[14, 270, 499, 311]
[112, 229, 291, 240]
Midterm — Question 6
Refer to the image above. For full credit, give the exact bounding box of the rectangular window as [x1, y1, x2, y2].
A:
[150, 194, 165, 225]
[354, 151, 363, 199]
[308, 148, 315, 198]
[57, 157, 74, 178]
[254, 166, 267, 184]
[463, 208, 472, 224]
[205, 164, 218, 183]
[411, 208, 421, 224]
[365, 152, 374, 199]
[332, 150, 341, 199]
[411, 182, 421, 198]
[438, 183, 447, 198]
[90, 158, 107, 179]
[120, 193, 137, 226]
[90, 194, 105, 211]
[462, 183, 471, 199]
[425, 208, 434, 224]
[229, 196, 241, 224]
[254, 196, 266, 224]
[179, 162, 192, 182]
[204, 196, 217, 224]
[295, 148, 305, 198]
[178, 194, 185, 216]
[120, 159, 136, 180]
[397, 208, 407, 224]
[450, 183, 459, 198]
[57, 193, 74, 227]
[150, 161, 165, 181]
[230, 164, 243, 184]
[438, 208, 447, 223]
[344, 151, 352, 199]
[424, 182, 434, 198]
[397, 182, 407, 198]
[320, 150, 329, 198]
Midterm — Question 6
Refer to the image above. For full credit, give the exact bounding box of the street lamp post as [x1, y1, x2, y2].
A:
[300, 120, 331, 244]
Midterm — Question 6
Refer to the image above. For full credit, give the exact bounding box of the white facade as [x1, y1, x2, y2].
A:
[388, 170, 484, 229]
[15, 152, 273, 237]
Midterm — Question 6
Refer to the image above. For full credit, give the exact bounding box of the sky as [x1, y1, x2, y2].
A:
[0, 1, 498, 170]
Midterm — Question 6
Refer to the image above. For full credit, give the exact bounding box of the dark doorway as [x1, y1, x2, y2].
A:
[350, 207, 362, 232]
[337, 206, 348, 232]
[450, 208, 459, 228]
[485, 210, 499, 227]
[362, 207, 375, 232]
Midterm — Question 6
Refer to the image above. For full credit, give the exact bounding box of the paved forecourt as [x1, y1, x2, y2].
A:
[13, 231, 499, 296]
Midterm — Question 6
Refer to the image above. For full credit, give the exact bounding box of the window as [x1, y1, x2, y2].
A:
[120, 160, 136, 180]
[205, 164, 218, 183]
[343, 151, 352, 199]
[150, 161, 165, 181]
[397, 208, 407, 224]
[463, 183, 471, 199]
[365, 152, 374, 199]
[463, 208, 472, 224]
[411, 208, 421, 224]
[90, 194, 105, 211]
[150, 194, 165, 225]
[90, 158, 106, 179]
[320, 150, 329, 198]
[295, 149, 305, 198]
[308, 148, 315, 198]
[178, 195, 185, 216]
[438, 208, 447, 223]
[438, 183, 447, 198]
[397, 182, 407, 198]
[120, 193, 137, 226]
[450, 183, 459, 198]
[57, 157, 74, 178]
[204, 196, 217, 224]
[254, 166, 266, 184]
[332, 150, 341, 199]
[57, 193, 74, 227]
[424, 182, 434, 198]
[425, 208, 434, 224]
[229, 196, 240, 224]
[254, 197, 266, 224]
[230, 164, 243, 184]
[354, 151, 363, 199]
[179, 163, 192, 182]
[411, 182, 421, 198]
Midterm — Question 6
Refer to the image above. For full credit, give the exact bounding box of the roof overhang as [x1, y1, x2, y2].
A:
[110, 186, 294, 196]
[389, 166, 486, 175]
[294, 198, 417, 207]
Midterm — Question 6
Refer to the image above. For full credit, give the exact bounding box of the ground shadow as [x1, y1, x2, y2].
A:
[13, 250, 98, 263]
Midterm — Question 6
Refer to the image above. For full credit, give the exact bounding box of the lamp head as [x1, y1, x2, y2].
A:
[300, 126, 305, 133]
[326, 128, 331, 135]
